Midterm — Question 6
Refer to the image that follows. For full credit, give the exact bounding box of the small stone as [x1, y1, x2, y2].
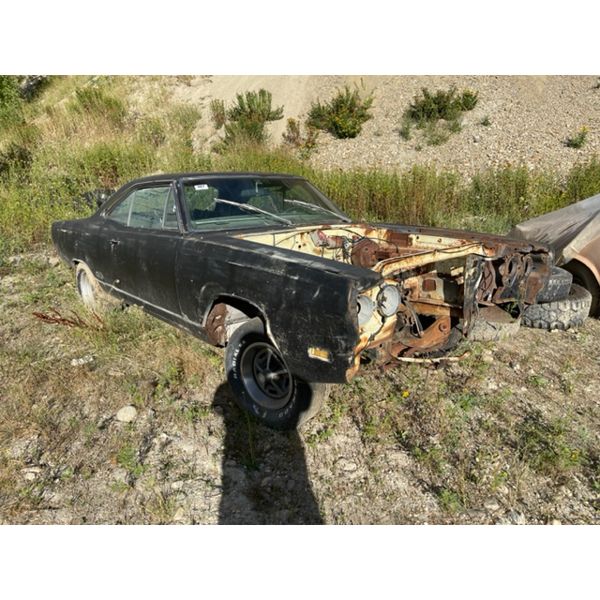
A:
[70, 355, 94, 367]
[337, 458, 358, 472]
[23, 467, 41, 481]
[551, 519, 562, 526]
[484, 499, 500, 512]
[113, 468, 128, 483]
[487, 381, 499, 391]
[47, 256, 60, 267]
[173, 507, 186, 522]
[116, 405, 138, 423]
[482, 350, 494, 364]
[507, 510, 527, 525]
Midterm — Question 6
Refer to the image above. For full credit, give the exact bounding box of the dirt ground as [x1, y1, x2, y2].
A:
[0, 253, 598, 524]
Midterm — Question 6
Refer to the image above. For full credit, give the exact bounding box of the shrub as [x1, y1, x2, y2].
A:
[215, 89, 284, 151]
[69, 86, 127, 129]
[401, 86, 479, 146]
[307, 85, 374, 139]
[210, 99, 226, 129]
[564, 126, 588, 149]
[0, 141, 33, 180]
[460, 89, 479, 111]
[406, 87, 462, 124]
[480, 116, 491, 127]
[0, 76, 22, 127]
[137, 117, 166, 147]
[282, 118, 318, 156]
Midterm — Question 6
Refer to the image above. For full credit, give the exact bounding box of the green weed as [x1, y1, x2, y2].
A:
[69, 86, 127, 129]
[564, 126, 588, 149]
[307, 85, 374, 139]
[215, 89, 283, 150]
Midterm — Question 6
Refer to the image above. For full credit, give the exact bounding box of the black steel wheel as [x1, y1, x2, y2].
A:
[225, 318, 329, 430]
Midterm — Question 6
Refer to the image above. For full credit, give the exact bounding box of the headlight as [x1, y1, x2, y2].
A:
[357, 295, 375, 326]
[377, 285, 400, 317]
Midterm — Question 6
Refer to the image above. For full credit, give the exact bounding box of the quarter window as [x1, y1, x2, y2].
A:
[107, 185, 178, 230]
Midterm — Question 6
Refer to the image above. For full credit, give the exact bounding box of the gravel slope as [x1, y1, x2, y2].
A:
[166, 75, 600, 175]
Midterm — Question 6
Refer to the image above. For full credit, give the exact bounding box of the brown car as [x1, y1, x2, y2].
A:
[510, 192, 600, 318]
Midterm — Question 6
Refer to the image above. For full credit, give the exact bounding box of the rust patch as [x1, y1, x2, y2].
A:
[205, 302, 228, 346]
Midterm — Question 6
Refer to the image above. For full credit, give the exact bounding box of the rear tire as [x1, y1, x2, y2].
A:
[225, 318, 329, 430]
[522, 283, 592, 331]
[75, 262, 119, 312]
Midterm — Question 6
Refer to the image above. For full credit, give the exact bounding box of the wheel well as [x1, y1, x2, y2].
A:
[204, 296, 268, 346]
[563, 259, 600, 316]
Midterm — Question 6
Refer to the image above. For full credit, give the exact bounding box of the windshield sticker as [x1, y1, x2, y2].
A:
[194, 184, 209, 190]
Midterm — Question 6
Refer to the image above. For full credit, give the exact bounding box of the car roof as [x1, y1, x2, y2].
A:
[128, 172, 307, 185]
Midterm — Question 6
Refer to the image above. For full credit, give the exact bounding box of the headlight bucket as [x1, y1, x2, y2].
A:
[357, 295, 375, 326]
[377, 284, 400, 317]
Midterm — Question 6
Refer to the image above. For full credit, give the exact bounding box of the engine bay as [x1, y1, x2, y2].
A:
[237, 224, 550, 369]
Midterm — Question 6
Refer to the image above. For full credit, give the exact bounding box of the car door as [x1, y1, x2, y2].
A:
[98, 182, 182, 315]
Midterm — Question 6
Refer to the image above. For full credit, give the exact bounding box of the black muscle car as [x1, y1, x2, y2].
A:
[52, 172, 553, 429]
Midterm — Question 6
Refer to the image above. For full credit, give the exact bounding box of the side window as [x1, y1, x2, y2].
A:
[162, 187, 179, 230]
[107, 192, 134, 225]
[107, 185, 178, 230]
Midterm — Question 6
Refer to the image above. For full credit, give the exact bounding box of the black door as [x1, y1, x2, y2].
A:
[96, 183, 182, 315]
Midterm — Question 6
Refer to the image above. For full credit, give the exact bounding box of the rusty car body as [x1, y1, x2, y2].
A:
[510, 192, 600, 316]
[51, 173, 552, 429]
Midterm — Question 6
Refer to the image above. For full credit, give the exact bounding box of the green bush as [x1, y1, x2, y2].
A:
[401, 86, 479, 146]
[564, 126, 588, 149]
[69, 86, 127, 129]
[282, 117, 318, 157]
[459, 89, 479, 111]
[215, 89, 284, 150]
[0, 76, 22, 127]
[137, 117, 166, 147]
[209, 99, 226, 129]
[307, 86, 374, 139]
[407, 87, 460, 124]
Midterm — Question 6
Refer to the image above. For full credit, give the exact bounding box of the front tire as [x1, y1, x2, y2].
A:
[225, 318, 329, 430]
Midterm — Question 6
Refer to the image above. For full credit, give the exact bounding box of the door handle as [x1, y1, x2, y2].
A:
[109, 239, 120, 247]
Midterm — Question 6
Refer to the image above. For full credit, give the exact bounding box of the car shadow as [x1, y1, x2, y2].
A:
[212, 383, 323, 524]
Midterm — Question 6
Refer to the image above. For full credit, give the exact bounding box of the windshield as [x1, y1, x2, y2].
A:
[182, 177, 348, 231]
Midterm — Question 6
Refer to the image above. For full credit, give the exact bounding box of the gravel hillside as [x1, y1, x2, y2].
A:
[163, 75, 600, 175]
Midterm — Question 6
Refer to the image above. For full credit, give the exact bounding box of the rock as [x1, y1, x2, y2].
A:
[487, 381, 499, 391]
[551, 519, 562, 525]
[70, 355, 94, 367]
[482, 350, 494, 364]
[173, 507, 186, 522]
[7, 255, 22, 267]
[337, 458, 358, 472]
[47, 256, 60, 267]
[113, 468, 128, 483]
[116, 405, 138, 423]
[484, 499, 500, 512]
[507, 510, 527, 525]
[23, 467, 42, 481]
